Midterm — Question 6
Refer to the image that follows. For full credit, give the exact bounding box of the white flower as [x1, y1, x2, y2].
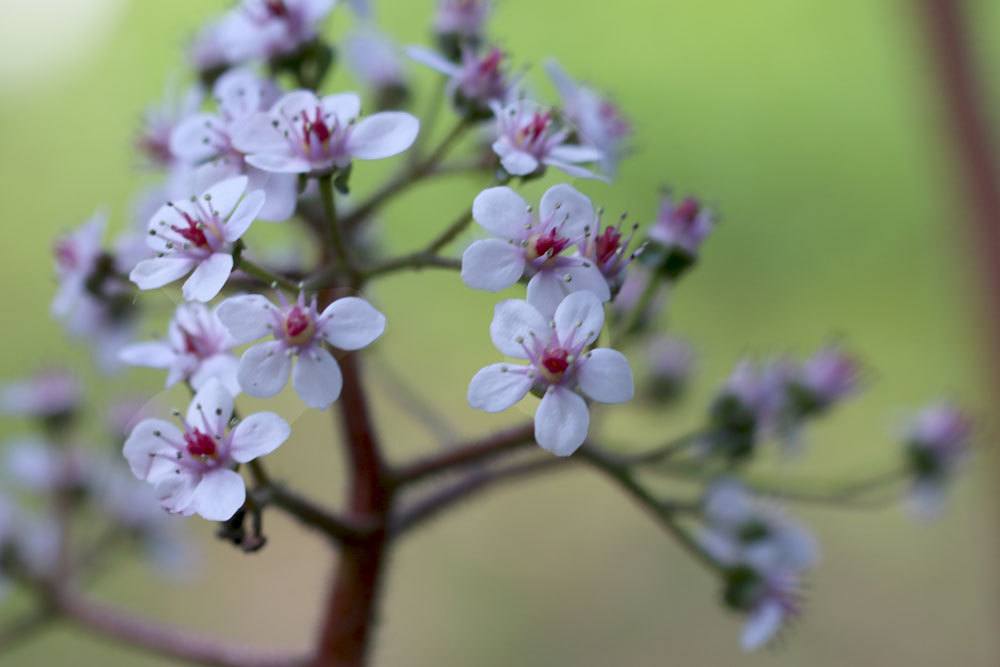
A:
[233, 90, 419, 175]
[123, 379, 290, 521]
[467, 291, 634, 457]
[461, 184, 610, 317]
[218, 0, 337, 64]
[545, 60, 631, 176]
[216, 292, 386, 409]
[490, 99, 605, 180]
[170, 68, 297, 221]
[700, 480, 818, 574]
[137, 83, 203, 169]
[130, 176, 265, 302]
[119, 303, 241, 395]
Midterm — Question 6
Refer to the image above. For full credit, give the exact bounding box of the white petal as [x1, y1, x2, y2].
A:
[190, 468, 246, 521]
[526, 270, 569, 319]
[472, 187, 532, 239]
[467, 363, 532, 412]
[543, 59, 579, 99]
[540, 184, 596, 238]
[246, 152, 312, 174]
[231, 412, 291, 462]
[250, 170, 298, 221]
[548, 144, 604, 165]
[406, 45, 461, 76]
[186, 378, 234, 435]
[563, 262, 611, 301]
[123, 419, 182, 479]
[534, 387, 589, 457]
[348, 112, 420, 160]
[577, 348, 634, 404]
[130, 257, 195, 290]
[461, 239, 525, 291]
[490, 299, 549, 358]
[182, 253, 233, 302]
[190, 354, 242, 396]
[499, 150, 539, 176]
[274, 90, 322, 121]
[216, 294, 278, 344]
[202, 175, 248, 220]
[118, 341, 176, 369]
[231, 111, 288, 154]
[321, 92, 361, 125]
[319, 297, 386, 350]
[292, 346, 343, 409]
[222, 189, 265, 242]
[170, 112, 223, 162]
[554, 290, 604, 346]
[238, 341, 292, 398]
[741, 601, 785, 652]
[155, 471, 199, 516]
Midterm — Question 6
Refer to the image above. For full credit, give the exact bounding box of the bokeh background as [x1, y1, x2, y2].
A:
[2, 0, 999, 664]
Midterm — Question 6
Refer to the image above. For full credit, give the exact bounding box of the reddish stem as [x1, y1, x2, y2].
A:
[919, 0, 1000, 389]
[312, 352, 392, 667]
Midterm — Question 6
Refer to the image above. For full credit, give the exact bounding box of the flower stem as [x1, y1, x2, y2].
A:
[318, 175, 357, 285]
[235, 254, 301, 292]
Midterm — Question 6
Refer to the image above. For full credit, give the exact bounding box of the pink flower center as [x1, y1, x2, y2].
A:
[184, 428, 217, 458]
[593, 226, 622, 265]
[54, 239, 79, 271]
[540, 347, 570, 382]
[284, 305, 316, 346]
[530, 228, 570, 261]
[674, 197, 701, 225]
[478, 48, 502, 76]
[517, 112, 552, 147]
[264, 0, 288, 17]
[302, 108, 334, 149]
[171, 211, 210, 249]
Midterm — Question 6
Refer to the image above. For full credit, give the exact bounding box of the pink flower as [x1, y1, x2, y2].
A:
[407, 45, 511, 113]
[137, 84, 203, 169]
[219, 0, 337, 64]
[733, 570, 804, 652]
[0, 371, 81, 421]
[51, 212, 106, 321]
[647, 193, 714, 258]
[791, 345, 860, 411]
[119, 303, 241, 395]
[905, 403, 972, 517]
[170, 69, 297, 222]
[216, 292, 386, 409]
[461, 184, 610, 317]
[545, 60, 631, 176]
[468, 292, 634, 456]
[130, 176, 265, 302]
[233, 90, 420, 175]
[578, 212, 641, 293]
[123, 379, 290, 521]
[490, 99, 605, 180]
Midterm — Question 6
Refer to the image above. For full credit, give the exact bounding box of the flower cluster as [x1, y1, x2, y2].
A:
[18, 0, 976, 661]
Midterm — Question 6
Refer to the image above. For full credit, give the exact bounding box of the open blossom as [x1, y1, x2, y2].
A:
[545, 60, 631, 176]
[647, 193, 715, 260]
[123, 379, 290, 521]
[786, 345, 861, 414]
[700, 480, 818, 575]
[407, 45, 511, 113]
[233, 90, 420, 175]
[219, 0, 337, 63]
[130, 176, 265, 302]
[461, 184, 610, 317]
[217, 292, 386, 409]
[51, 212, 106, 321]
[468, 292, 634, 456]
[904, 403, 972, 517]
[578, 212, 641, 293]
[170, 69, 297, 221]
[0, 371, 80, 421]
[119, 303, 241, 395]
[490, 100, 605, 180]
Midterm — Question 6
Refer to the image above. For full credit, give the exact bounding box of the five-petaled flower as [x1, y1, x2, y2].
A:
[170, 68, 297, 222]
[462, 184, 610, 317]
[233, 90, 419, 175]
[468, 291, 634, 457]
[123, 379, 290, 521]
[119, 303, 241, 395]
[130, 176, 266, 302]
[217, 292, 386, 409]
[490, 99, 605, 180]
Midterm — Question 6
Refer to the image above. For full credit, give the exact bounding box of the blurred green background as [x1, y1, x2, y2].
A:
[2, 0, 999, 664]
